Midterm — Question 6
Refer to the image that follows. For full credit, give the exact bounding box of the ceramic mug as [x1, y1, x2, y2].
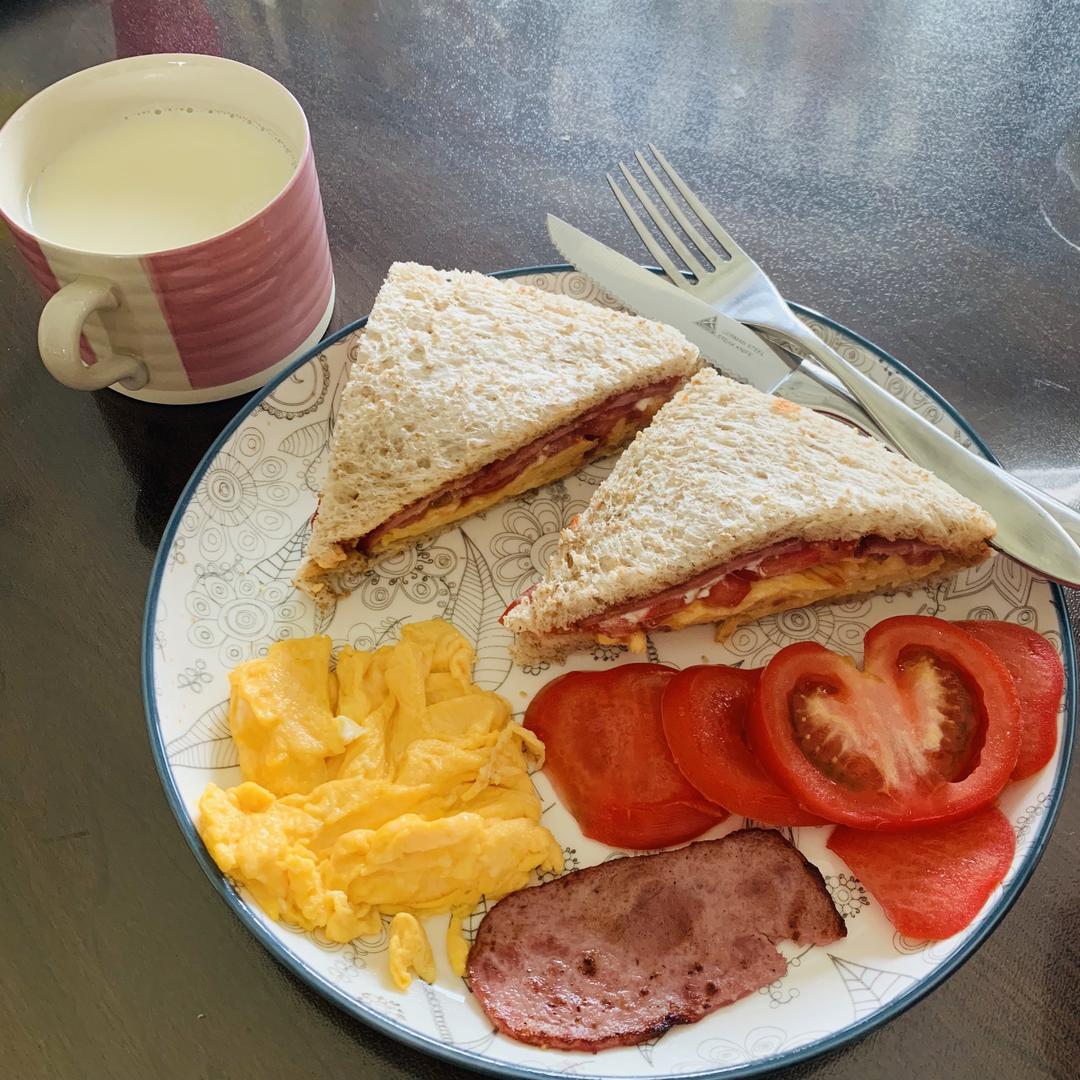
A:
[0, 54, 335, 404]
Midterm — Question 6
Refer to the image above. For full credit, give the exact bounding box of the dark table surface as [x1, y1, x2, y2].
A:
[2, 2, 1079, 1078]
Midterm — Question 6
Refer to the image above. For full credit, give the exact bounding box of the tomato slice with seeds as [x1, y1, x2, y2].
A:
[524, 665, 728, 849]
[661, 666, 825, 826]
[955, 620, 1063, 780]
[748, 616, 1020, 830]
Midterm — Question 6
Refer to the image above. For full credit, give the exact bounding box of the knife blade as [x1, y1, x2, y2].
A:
[547, 216, 1080, 555]
[547, 214, 795, 391]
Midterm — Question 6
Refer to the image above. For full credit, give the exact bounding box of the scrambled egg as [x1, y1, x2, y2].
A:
[601, 552, 947, 652]
[696, 552, 947, 640]
[371, 441, 595, 553]
[197, 620, 562, 989]
[370, 413, 648, 554]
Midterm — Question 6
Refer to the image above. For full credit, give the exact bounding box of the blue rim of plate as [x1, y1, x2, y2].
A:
[142, 263, 1077, 1080]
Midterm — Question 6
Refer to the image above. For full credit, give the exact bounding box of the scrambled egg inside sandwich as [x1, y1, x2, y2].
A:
[197, 620, 562, 989]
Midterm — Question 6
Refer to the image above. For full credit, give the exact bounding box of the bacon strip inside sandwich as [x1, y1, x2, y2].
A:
[502, 367, 996, 661]
[296, 263, 701, 601]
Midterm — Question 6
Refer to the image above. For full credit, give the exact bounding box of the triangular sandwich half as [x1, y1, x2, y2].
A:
[296, 263, 702, 600]
[502, 367, 996, 662]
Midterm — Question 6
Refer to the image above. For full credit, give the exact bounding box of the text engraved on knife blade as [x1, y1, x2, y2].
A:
[696, 316, 775, 361]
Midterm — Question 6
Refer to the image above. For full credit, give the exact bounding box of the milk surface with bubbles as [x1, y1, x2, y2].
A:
[26, 106, 297, 254]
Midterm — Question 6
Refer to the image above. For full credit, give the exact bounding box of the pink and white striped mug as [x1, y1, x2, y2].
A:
[0, 54, 334, 404]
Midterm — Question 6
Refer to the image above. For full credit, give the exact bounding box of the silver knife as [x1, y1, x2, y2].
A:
[548, 216, 793, 382]
[547, 215, 893, 436]
[548, 214, 1080, 552]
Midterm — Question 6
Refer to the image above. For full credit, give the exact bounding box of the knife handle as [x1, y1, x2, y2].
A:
[764, 325, 1080, 585]
[774, 356, 1080, 548]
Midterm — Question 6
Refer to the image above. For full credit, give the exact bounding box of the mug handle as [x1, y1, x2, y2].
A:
[38, 276, 149, 391]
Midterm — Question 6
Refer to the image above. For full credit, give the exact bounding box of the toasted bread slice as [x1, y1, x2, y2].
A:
[503, 367, 996, 662]
[296, 263, 701, 602]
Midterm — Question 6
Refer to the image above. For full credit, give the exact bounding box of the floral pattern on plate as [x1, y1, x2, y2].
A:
[145, 268, 1073, 1080]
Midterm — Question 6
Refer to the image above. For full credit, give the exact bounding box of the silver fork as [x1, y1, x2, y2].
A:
[609, 145, 1080, 583]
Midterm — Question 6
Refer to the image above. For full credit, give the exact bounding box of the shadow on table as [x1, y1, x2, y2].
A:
[94, 388, 251, 552]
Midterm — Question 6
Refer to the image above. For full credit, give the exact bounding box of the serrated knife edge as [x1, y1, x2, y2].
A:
[546, 214, 795, 391]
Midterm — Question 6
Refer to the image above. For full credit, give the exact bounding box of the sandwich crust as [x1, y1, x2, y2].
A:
[296, 263, 701, 599]
[503, 367, 996, 657]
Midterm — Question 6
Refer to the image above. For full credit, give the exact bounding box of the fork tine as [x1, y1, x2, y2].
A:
[606, 173, 688, 286]
[616, 161, 706, 279]
[633, 149, 724, 267]
[648, 143, 750, 265]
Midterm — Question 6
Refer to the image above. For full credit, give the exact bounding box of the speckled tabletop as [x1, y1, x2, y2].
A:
[1, 2, 1077, 1079]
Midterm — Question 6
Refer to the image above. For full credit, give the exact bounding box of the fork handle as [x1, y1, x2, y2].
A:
[760, 323, 1080, 587]
[775, 361, 1080, 546]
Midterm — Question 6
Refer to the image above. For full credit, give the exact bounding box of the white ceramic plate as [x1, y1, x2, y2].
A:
[144, 266, 1075, 1079]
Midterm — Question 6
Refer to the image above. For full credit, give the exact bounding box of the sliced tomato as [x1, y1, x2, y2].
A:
[828, 807, 1015, 938]
[700, 574, 753, 609]
[956, 620, 1064, 780]
[593, 577, 751, 637]
[661, 666, 825, 826]
[524, 664, 728, 849]
[748, 615, 1021, 830]
[500, 584, 535, 623]
[620, 576, 750, 630]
